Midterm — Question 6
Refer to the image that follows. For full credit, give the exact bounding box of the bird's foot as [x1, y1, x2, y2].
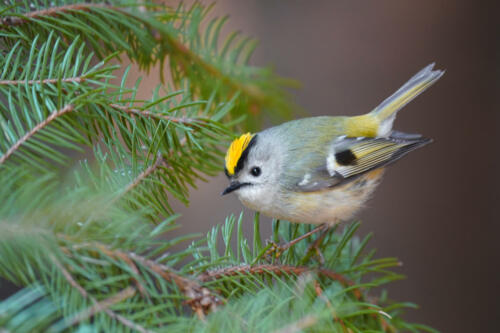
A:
[265, 224, 328, 260]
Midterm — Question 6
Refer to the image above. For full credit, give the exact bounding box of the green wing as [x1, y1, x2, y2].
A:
[289, 132, 431, 192]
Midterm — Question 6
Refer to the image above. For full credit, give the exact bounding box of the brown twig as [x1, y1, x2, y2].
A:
[199, 264, 362, 300]
[0, 77, 85, 86]
[0, 104, 74, 165]
[0, 4, 110, 27]
[110, 103, 204, 126]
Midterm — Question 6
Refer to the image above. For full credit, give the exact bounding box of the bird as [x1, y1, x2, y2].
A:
[222, 64, 443, 225]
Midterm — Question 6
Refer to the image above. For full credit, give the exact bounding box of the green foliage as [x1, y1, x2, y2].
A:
[0, 1, 436, 332]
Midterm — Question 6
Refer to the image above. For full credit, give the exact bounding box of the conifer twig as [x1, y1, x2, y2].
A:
[110, 103, 204, 125]
[314, 280, 347, 332]
[91, 243, 223, 314]
[200, 264, 362, 299]
[59, 235, 223, 314]
[0, 104, 74, 165]
[0, 4, 111, 27]
[165, 34, 267, 107]
[121, 155, 165, 196]
[271, 315, 318, 333]
[0, 77, 85, 85]
[126, 251, 223, 314]
[0, 2, 279, 114]
[50, 255, 87, 298]
[117, 137, 187, 199]
[68, 287, 137, 328]
[51, 255, 150, 333]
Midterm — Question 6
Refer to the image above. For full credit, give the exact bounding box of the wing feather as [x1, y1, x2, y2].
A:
[291, 134, 431, 192]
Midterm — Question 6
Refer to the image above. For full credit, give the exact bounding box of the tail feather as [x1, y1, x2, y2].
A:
[371, 63, 444, 136]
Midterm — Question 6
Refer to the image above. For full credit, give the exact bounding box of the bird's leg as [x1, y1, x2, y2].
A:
[266, 224, 327, 260]
[305, 224, 332, 265]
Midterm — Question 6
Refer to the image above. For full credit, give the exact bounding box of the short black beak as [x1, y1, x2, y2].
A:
[221, 181, 250, 195]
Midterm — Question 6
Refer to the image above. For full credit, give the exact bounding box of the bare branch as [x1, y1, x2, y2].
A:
[0, 104, 74, 165]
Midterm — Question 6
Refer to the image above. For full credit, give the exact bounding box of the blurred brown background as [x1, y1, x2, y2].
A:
[170, 1, 499, 332]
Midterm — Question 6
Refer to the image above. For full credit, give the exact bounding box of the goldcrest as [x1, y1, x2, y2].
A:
[223, 64, 443, 225]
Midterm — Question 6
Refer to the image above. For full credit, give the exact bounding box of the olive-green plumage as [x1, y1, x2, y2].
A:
[223, 64, 443, 224]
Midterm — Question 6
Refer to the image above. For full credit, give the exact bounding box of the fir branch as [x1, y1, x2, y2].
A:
[0, 1, 294, 121]
[126, 251, 223, 314]
[69, 287, 138, 329]
[0, 3, 111, 27]
[110, 103, 204, 126]
[120, 154, 165, 197]
[0, 104, 74, 165]
[0, 77, 85, 85]
[272, 315, 318, 333]
[89, 242, 224, 314]
[164, 34, 268, 105]
[51, 255, 150, 333]
[115, 136, 188, 203]
[313, 280, 348, 331]
[50, 255, 88, 298]
[199, 264, 361, 299]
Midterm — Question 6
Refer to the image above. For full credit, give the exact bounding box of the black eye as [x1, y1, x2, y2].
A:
[250, 167, 261, 177]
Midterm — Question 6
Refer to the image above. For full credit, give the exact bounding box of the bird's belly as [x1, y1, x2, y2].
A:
[264, 169, 385, 225]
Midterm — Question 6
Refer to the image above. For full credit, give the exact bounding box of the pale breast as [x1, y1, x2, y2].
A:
[263, 169, 385, 224]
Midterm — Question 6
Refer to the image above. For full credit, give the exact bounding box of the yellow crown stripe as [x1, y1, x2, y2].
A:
[225, 133, 254, 175]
